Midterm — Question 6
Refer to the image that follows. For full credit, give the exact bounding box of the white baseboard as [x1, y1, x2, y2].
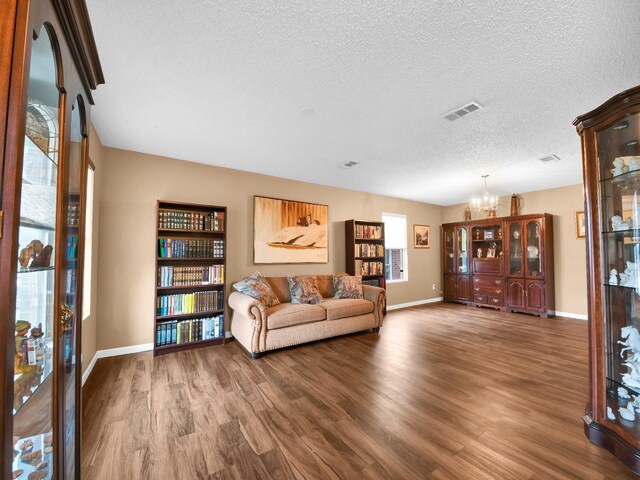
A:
[82, 352, 99, 386]
[551, 311, 588, 321]
[82, 332, 233, 386]
[387, 297, 443, 311]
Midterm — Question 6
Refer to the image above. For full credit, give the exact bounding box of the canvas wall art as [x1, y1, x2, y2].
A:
[253, 196, 328, 263]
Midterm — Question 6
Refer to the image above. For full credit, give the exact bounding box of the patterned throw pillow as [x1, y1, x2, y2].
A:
[233, 272, 280, 307]
[333, 274, 364, 299]
[287, 275, 323, 304]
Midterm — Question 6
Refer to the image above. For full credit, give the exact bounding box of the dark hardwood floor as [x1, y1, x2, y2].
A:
[81, 303, 637, 479]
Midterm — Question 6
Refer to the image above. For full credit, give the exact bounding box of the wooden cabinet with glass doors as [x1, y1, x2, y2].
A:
[0, 2, 103, 479]
[442, 214, 554, 316]
[442, 224, 471, 303]
[505, 214, 554, 317]
[574, 85, 640, 474]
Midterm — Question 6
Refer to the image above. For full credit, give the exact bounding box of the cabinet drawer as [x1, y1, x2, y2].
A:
[489, 296, 504, 306]
[473, 276, 504, 288]
[474, 294, 487, 304]
[473, 285, 504, 296]
[473, 258, 503, 275]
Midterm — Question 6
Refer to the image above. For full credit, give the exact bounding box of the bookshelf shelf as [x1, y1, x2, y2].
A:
[156, 309, 224, 320]
[154, 201, 227, 356]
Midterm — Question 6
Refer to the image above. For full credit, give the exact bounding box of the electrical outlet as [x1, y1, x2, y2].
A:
[432, 283, 437, 291]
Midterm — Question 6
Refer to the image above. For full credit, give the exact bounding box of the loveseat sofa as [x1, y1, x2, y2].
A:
[229, 274, 385, 358]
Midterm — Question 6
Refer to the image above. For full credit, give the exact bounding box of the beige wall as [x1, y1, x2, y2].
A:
[82, 124, 105, 375]
[96, 148, 443, 350]
[443, 184, 587, 316]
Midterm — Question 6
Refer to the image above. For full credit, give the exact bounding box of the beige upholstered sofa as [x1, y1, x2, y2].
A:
[228, 275, 385, 358]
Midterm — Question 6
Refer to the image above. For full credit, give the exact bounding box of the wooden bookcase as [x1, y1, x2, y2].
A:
[154, 201, 227, 356]
[345, 220, 386, 289]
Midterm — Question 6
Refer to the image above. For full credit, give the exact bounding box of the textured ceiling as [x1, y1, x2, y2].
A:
[86, 0, 640, 206]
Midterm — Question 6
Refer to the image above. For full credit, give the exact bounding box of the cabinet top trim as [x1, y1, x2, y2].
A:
[443, 213, 552, 228]
[573, 85, 640, 133]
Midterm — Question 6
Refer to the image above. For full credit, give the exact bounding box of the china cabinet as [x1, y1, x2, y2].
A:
[574, 85, 640, 474]
[0, 1, 103, 479]
[441, 214, 554, 316]
[442, 224, 470, 303]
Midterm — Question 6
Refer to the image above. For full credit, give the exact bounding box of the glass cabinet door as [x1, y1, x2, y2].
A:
[12, 25, 59, 480]
[444, 226, 454, 274]
[598, 111, 640, 432]
[525, 220, 542, 278]
[61, 97, 85, 480]
[508, 221, 523, 276]
[456, 226, 468, 273]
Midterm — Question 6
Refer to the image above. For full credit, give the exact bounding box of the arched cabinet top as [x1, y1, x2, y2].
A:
[573, 85, 640, 133]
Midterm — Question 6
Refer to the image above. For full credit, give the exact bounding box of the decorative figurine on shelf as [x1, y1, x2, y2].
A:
[18, 239, 44, 268]
[613, 157, 629, 176]
[30, 244, 53, 268]
[464, 206, 471, 222]
[527, 245, 539, 258]
[607, 406, 616, 420]
[612, 215, 633, 231]
[14, 321, 35, 375]
[610, 269, 619, 286]
[619, 261, 638, 288]
[510, 194, 519, 216]
[619, 387, 631, 400]
[477, 248, 482, 258]
[620, 403, 636, 421]
[620, 326, 640, 358]
[30, 323, 43, 339]
[630, 157, 640, 172]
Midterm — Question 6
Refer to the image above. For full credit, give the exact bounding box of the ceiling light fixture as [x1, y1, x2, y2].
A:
[471, 174, 499, 218]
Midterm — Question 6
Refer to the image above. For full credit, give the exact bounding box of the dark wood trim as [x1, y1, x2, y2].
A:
[584, 415, 640, 475]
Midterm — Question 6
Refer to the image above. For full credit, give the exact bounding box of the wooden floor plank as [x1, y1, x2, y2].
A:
[82, 303, 639, 479]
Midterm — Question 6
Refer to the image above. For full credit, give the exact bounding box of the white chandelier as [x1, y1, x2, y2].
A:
[471, 174, 499, 217]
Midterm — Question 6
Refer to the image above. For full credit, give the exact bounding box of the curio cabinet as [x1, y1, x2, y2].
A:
[0, 1, 103, 479]
[575, 85, 640, 473]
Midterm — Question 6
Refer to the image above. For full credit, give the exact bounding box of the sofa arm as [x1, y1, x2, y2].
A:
[362, 285, 386, 328]
[228, 291, 268, 354]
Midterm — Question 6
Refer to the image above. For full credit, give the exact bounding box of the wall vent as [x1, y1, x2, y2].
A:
[338, 161, 359, 169]
[539, 154, 561, 163]
[441, 101, 483, 121]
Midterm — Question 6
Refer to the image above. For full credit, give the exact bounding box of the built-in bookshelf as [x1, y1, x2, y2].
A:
[345, 219, 386, 289]
[154, 201, 227, 355]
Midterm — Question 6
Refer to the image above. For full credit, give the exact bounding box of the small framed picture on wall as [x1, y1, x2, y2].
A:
[576, 211, 586, 238]
[413, 224, 430, 248]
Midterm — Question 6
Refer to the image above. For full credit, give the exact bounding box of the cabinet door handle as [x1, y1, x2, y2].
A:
[475, 287, 480, 292]
[495, 280, 500, 285]
[493, 298, 499, 303]
[495, 289, 502, 294]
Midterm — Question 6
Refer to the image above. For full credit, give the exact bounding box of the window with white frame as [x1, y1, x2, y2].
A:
[82, 164, 95, 320]
[382, 213, 408, 282]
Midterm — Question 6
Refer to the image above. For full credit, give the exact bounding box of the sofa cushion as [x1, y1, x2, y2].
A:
[333, 273, 364, 299]
[233, 272, 280, 307]
[266, 276, 291, 303]
[288, 275, 323, 304]
[321, 298, 374, 321]
[315, 275, 335, 298]
[266, 303, 327, 330]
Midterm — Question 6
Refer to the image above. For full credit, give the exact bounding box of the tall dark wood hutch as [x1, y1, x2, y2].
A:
[442, 214, 554, 317]
[574, 85, 640, 474]
[0, 1, 103, 479]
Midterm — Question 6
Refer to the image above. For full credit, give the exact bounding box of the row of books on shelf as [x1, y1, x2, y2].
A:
[157, 290, 224, 316]
[158, 265, 224, 287]
[355, 259, 384, 276]
[355, 243, 384, 257]
[355, 224, 383, 240]
[156, 315, 224, 347]
[158, 238, 224, 258]
[362, 278, 384, 287]
[158, 209, 225, 232]
[67, 235, 78, 260]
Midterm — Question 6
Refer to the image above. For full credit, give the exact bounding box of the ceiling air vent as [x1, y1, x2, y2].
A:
[539, 154, 561, 163]
[441, 101, 484, 121]
[338, 161, 359, 169]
